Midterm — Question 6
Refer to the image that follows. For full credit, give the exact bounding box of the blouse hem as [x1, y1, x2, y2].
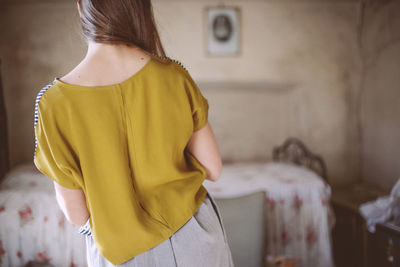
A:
[101, 186, 209, 265]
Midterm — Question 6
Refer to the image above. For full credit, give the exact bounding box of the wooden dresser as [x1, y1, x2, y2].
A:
[370, 221, 400, 266]
[331, 182, 400, 267]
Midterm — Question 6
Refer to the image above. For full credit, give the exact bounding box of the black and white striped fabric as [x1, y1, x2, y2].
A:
[33, 78, 58, 160]
[78, 217, 92, 236]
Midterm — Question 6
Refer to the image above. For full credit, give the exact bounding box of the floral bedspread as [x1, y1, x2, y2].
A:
[0, 163, 87, 267]
[203, 161, 335, 267]
[0, 161, 335, 267]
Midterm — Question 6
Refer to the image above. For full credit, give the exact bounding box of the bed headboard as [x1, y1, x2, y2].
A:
[272, 137, 328, 183]
[0, 59, 10, 184]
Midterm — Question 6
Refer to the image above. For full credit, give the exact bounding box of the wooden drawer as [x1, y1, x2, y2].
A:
[369, 222, 400, 267]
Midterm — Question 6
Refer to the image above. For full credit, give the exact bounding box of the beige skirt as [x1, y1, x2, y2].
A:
[79, 192, 235, 267]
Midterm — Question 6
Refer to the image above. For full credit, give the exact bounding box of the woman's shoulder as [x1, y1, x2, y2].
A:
[152, 54, 188, 70]
[151, 54, 192, 78]
[35, 78, 59, 105]
[34, 77, 74, 119]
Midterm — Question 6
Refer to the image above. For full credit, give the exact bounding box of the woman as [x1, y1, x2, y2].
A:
[33, 0, 234, 266]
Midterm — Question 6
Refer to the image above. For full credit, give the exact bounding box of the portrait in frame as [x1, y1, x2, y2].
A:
[204, 6, 241, 57]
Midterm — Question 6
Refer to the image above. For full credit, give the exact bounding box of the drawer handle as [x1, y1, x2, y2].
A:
[387, 238, 394, 263]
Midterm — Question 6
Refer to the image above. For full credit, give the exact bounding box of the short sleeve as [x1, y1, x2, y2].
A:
[33, 94, 82, 190]
[183, 70, 209, 132]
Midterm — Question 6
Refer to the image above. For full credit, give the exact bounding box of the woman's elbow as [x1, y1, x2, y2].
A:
[206, 159, 223, 182]
[64, 207, 90, 227]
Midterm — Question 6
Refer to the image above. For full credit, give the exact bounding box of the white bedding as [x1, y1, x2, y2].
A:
[203, 161, 335, 267]
[0, 161, 335, 267]
[0, 162, 87, 267]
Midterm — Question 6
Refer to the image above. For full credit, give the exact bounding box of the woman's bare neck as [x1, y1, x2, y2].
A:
[59, 42, 152, 87]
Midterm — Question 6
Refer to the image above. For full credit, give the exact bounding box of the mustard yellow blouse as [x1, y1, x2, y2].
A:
[33, 54, 209, 265]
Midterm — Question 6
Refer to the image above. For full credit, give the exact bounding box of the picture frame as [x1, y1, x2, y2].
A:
[204, 5, 241, 57]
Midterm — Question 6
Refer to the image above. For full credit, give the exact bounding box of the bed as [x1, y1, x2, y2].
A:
[204, 138, 335, 267]
[0, 140, 334, 267]
[0, 163, 87, 267]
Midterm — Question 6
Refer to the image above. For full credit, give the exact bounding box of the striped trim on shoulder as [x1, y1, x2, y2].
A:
[33, 78, 58, 160]
[168, 57, 188, 72]
[151, 53, 189, 72]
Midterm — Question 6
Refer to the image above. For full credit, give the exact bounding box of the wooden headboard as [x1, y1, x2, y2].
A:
[0, 59, 10, 184]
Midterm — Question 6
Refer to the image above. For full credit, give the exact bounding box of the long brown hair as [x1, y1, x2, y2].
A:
[78, 0, 166, 57]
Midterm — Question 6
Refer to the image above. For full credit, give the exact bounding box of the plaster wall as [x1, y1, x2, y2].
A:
[360, 0, 400, 191]
[0, 0, 363, 186]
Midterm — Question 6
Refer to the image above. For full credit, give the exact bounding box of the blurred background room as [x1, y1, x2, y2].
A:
[0, 0, 399, 266]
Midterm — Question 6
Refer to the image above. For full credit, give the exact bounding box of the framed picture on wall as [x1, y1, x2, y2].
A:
[204, 5, 241, 57]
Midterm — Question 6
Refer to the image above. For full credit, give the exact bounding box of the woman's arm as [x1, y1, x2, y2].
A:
[53, 182, 90, 226]
[187, 122, 222, 182]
